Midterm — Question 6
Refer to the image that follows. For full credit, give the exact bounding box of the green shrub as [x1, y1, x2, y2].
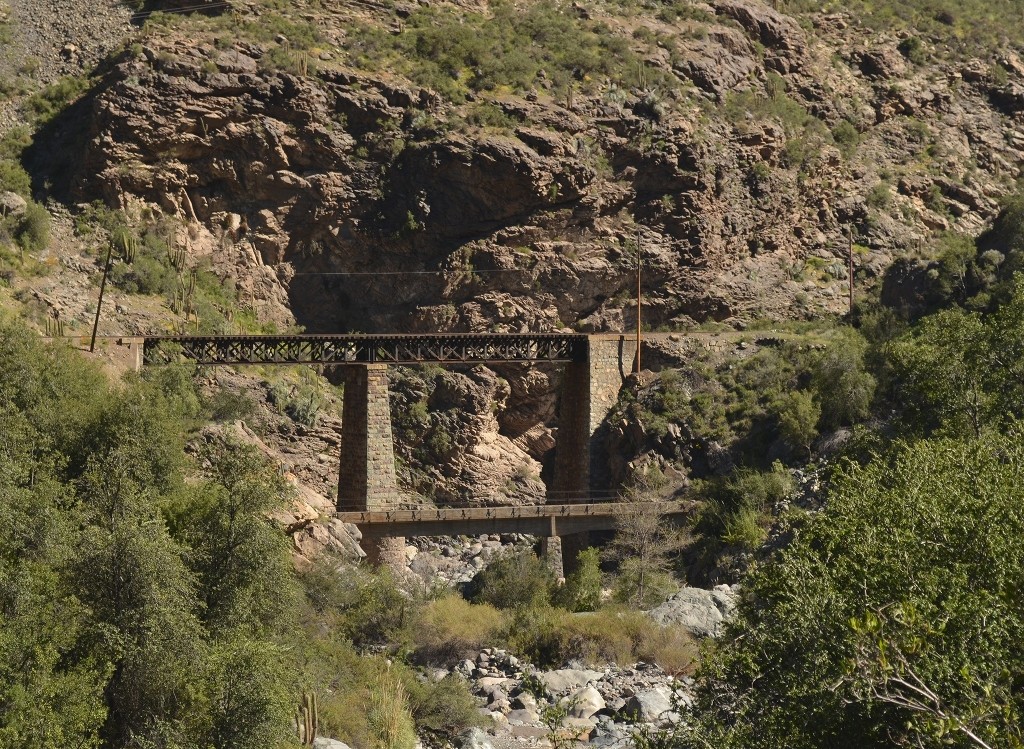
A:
[505, 605, 698, 671]
[720, 505, 766, 550]
[14, 201, 50, 252]
[772, 389, 819, 456]
[831, 120, 859, 158]
[345, 0, 674, 104]
[812, 332, 876, 429]
[611, 558, 678, 609]
[552, 547, 602, 612]
[466, 548, 554, 610]
[207, 388, 256, 422]
[687, 432, 1024, 747]
[22, 75, 92, 124]
[304, 565, 411, 648]
[866, 182, 892, 209]
[897, 35, 927, 64]
[405, 673, 483, 740]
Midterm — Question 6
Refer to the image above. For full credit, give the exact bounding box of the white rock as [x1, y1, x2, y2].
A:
[460, 728, 495, 749]
[623, 687, 674, 724]
[313, 739, 353, 749]
[568, 684, 606, 719]
[646, 586, 738, 638]
[539, 668, 604, 695]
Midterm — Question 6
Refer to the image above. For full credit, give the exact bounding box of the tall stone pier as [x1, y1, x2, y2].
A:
[337, 363, 405, 566]
[547, 335, 634, 574]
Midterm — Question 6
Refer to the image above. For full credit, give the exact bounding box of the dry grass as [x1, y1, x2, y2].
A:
[411, 595, 505, 665]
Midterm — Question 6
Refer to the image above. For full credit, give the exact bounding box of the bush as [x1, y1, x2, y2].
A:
[207, 388, 256, 422]
[304, 565, 412, 648]
[865, 182, 892, 209]
[466, 548, 554, 610]
[552, 547, 602, 612]
[811, 332, 877, 429]
[686, 432, 1024, 748]
[506, 606, 698, 671]
[22, 75, 92, 124]
[15, 201, 50, 252]
[405, 673, 483, 740]
[831, 120, 859, 158]
[611, 558, 678, 609]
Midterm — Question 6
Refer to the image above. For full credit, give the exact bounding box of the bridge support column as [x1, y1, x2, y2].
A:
[337, 364, 400, 512]
[551, 336, 634, 503]
[540, 535, 564, 579]
[539, 517, 595, 579]
[363, 535, 407, 569]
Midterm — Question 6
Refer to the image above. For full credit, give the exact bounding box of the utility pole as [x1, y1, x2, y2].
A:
[636, 228, 642, 374]
[90, 241, 114, 353]
[848, 226, 854, 314]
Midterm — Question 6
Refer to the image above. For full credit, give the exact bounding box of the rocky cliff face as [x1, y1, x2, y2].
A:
[45, 0, 1024, 338]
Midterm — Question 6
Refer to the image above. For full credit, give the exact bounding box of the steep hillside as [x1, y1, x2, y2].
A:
[32, 0, 1024, 334]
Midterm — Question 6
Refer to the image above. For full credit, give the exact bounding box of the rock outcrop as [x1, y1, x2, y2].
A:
[48, 0, 1024, 345]
[647, 585, 739, 638]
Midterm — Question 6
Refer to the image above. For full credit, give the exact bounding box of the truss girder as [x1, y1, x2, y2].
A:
[142, 333, 588, 366]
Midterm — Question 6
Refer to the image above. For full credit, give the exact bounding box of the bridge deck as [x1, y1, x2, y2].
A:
[142, 333, 589, 366]
[337, 501, 691, 538]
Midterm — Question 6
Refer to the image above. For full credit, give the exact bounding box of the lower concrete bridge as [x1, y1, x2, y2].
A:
[337, 501, 692, 574]
[133, 331, 647, 572]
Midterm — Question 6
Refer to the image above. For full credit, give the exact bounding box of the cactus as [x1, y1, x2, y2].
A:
[168, 245, 187, 271]
[112, 228, 139, 263]
[45, 312, 63, 337]
[637, 62, 648, 90]
[296, 692, 318, 745]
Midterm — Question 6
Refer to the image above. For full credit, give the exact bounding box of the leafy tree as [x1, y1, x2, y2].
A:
[772, 389, 819, 457]
[607, 475, 683, 608]
[683, 432, 1024, 749]
[882, 275, 1024, 438]
[552, 546, 602, 612]
[0, 426, 107, 748]
[72, 453, 206, 748]
[203, 638, 293, 749]
[812, 332, 876, 429]
[168, 440, 296, 634]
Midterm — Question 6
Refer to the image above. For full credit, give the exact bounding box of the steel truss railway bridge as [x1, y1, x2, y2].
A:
[125, 331, 686, 573]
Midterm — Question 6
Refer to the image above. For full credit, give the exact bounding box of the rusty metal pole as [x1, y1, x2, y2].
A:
[848, 227, 854, 314]
[90, 242, 114, 353]
[636, 229, 642, 374]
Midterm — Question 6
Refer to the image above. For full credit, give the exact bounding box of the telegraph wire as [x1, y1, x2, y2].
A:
[129, 1, 234, 20]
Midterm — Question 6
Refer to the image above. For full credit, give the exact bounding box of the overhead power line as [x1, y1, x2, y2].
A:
[129, 1, 234, 20]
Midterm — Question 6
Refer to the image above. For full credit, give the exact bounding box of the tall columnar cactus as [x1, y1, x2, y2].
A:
[168, 245, 187, 271]
[296, 691, 318, 745]
[112, 228, 139, 263]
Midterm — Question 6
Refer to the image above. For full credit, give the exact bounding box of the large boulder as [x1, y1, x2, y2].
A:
[313, 739, 353, 749]
[646, 585, 738, 638]
[622, 687, 675, 724]
[568, 684, 606, 719]
[0, 191, 27, 217]
[460, 727, 495, 749]
[539, 668, 604, 695]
